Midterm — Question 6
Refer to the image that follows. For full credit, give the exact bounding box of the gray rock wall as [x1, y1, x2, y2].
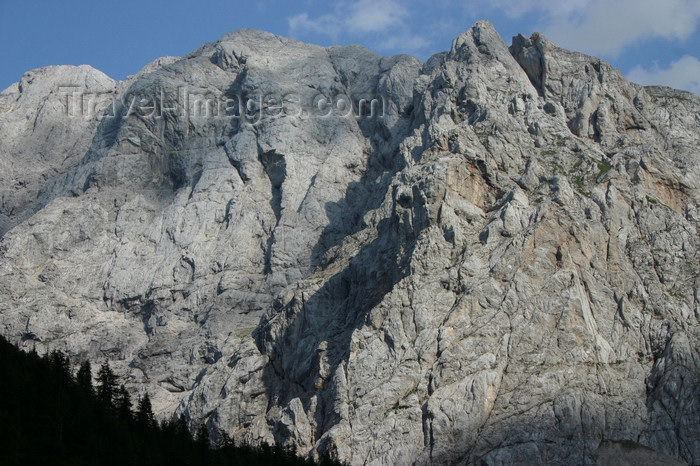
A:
[1, 20, 697, 465]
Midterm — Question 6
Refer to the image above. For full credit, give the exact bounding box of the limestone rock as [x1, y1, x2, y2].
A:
[1, 20, 698, 465]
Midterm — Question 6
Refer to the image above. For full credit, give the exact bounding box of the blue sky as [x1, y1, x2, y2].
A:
[1, 0, 699, 94]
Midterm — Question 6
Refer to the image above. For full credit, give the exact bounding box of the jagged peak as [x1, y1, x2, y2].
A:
[449, 20, 514, 64]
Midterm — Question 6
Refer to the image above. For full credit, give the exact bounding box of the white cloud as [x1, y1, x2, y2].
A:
[482, 0, 700, 58]
[287, 0, 430, 54]
[545, 0, 700, 58]
[288, 13, 342, 40]
[382, 34, 432, 53]
[627, 55, 700, 95]
[483, 0, 590, 19]
[345, 0, 408, 33]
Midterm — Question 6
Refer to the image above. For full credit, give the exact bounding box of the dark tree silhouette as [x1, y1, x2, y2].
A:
[115, 385, 133, 421]
[195, 422, 210, 449]
[76, 360, 93, 394]
[48, 350, 71, 377]
[96, 361, 118, 409]
[216, 429, 233, 449]
[136, 393, 155, 429]
[174, 414, 190, 439]
[0, 336, 345, 465]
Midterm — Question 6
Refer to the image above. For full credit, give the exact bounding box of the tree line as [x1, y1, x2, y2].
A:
[0, 335, 342, 465]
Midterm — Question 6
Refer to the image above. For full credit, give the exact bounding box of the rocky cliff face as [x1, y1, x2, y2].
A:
[1, 21, 698, 465]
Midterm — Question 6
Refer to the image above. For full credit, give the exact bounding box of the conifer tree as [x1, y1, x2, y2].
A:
[136, 393, 155, 428]
[48, 350, 71, 378]
[174, 414, 191, 440]
[115, 384, 133, 420]
[76, 360, 93, 394]
[0, 335, 343, 465]
[195, 423, 210, 449]
[216, 429, 233, 449]
[96, 361, 118, 408]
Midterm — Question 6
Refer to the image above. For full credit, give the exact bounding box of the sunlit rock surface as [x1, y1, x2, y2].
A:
[1, 21, 698, 465]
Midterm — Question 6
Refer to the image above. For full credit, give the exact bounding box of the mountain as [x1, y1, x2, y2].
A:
[1, 20, 698, 465]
